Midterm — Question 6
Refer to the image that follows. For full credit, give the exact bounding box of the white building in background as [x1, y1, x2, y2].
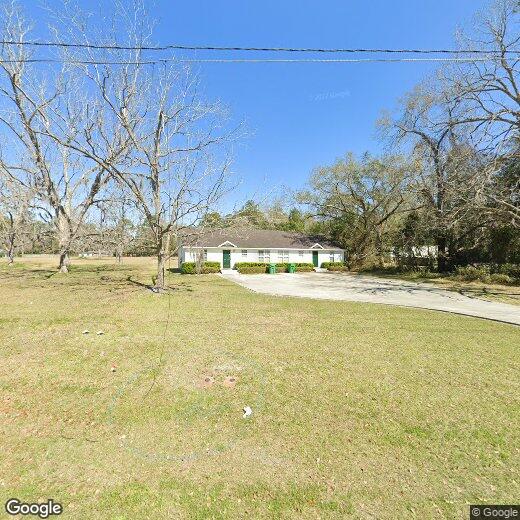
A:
[179, 228, 344, 270]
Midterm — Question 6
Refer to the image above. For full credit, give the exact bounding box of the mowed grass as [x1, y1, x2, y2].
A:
[1, 256, 519, 519]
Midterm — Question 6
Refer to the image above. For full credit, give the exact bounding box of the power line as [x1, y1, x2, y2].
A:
[0, 57, 501, 65]
[1, 39, 519, 55]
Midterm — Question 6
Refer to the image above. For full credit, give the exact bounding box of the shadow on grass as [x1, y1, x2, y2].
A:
[126, 276, 154, 291]
[455, 287, 520, 300]
[126, 275, 194, 293]
[68, 264, 134, 274]
[0, 267, 59, 280]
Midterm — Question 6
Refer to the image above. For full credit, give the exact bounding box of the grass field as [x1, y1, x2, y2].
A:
[1, 256, 519, 519]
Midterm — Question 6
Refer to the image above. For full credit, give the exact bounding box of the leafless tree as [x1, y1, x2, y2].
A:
[446, 0, 520, 225]
[0, 171, 33, 263]
[380, 80, 493, 271]
[0, 1, 127, 272]
[449, 0, 520, 152]
[46, 1, 239, 290]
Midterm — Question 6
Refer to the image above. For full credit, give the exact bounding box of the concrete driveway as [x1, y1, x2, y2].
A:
[222, 271, 520, 325]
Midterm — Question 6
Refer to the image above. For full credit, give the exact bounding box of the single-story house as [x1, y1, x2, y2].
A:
[179, 228, 344, 269]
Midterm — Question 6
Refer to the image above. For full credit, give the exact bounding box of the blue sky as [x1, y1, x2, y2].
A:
[31, 0, 489, 208]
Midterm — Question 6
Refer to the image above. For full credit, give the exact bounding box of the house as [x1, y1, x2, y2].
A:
[179, 228, 344, 269]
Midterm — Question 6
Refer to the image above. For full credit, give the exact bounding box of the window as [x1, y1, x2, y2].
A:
[203, 249, 208, 261]
[258, 250, 270, 263]
[278, 250, 289, 262]
[241, 249, 248, 258]
[298, 250, 304, 258]
[329, 252, 335, 262]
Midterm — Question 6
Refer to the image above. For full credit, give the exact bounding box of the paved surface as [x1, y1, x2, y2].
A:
[221, 271, 520, 325]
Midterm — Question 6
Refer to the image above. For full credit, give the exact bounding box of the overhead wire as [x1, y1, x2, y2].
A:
[0, 57, 504, 65]
[0, 40, 519, 54]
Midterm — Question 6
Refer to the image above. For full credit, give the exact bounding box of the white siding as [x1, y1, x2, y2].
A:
[317, 250, 343, 266]
[180, 247, 344, 268]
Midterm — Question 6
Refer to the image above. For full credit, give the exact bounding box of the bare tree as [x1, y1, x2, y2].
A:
[450, 0, 520, 152]
[0, 171, 32, 264]
[46, 1, 238, 290]
[446, 0, 520, 225]
[380, 80, 495, 271]
[0, 1, 126, 272]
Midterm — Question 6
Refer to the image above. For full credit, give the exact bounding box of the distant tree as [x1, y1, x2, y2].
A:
[449, 0, 520, 158]
[200, 211, 224, 229]
[232, 200, 269, 228]
[381, 80, 492, 271]
[0, 174, 33, 264]
[445, 0, 520, 226]
[284, 208, 307, 232]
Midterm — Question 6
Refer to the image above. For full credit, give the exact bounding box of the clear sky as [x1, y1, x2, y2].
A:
[29, 0, 490, 207]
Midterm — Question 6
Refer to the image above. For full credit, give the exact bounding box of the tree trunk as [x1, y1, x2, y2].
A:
[58, 252, 70, 273]
[57, 213, 72, 273]
[156, 251, 165, 290]
[155, 231, 170, 291]
[6, 228, 16, 265]
[375, 227, 384, 268]
[7, 240, 15, 265]
[436, 235, 448, 273]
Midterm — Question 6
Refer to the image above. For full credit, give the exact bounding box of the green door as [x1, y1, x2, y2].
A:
[312, 251, 319, 267]
[223, 250, 231, 269]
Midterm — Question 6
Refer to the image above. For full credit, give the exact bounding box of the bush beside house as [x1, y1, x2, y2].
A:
[321, 262, 348, 271]
[181, 261, 221, 274]
[234, 262, 315, 274]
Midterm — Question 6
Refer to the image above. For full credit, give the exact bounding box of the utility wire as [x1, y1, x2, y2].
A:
[0, 57, 501, 65]
[0, 40, 519, 54]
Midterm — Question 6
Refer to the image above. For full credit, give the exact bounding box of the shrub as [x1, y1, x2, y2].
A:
[488, 273, 514, 285]
[327, 265, 349, 272]
[294, 263, 315, 272]
[237, 265, 267, 274]
[234, 262, 266, 268]
[234, 262, 315, 274]
[181, 261, 220, 274]
[491, 263, 520, 280]
[321, 262, 347, 271]
[235, 262, 268, 274]
[321, 261, 343, 268]
[276, 262, 315, 272]
[453, 265, 490, 282]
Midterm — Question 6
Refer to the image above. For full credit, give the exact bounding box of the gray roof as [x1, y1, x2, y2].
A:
[186, 228, 343, 250]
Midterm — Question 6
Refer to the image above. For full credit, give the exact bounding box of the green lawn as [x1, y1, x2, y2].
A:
[1, 256, 519, 519]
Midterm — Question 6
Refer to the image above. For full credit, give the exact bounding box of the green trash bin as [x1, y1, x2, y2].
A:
[288, 263, 296, 273]
[268, 263, 277, 274]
